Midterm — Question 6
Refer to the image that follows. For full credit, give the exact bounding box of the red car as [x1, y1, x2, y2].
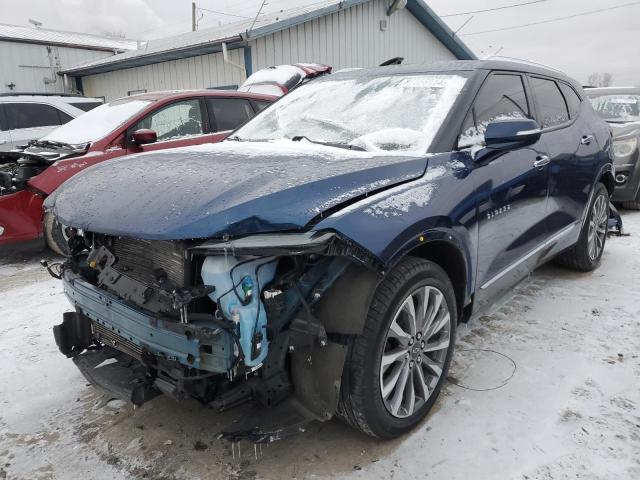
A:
[0, 90, 276, 253]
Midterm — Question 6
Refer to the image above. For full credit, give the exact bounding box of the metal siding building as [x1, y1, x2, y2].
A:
[63, 0, 475, 101]
[0, 24, 137, 94]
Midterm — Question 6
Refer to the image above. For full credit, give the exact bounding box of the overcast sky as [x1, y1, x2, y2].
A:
[2, 0, 639, 84]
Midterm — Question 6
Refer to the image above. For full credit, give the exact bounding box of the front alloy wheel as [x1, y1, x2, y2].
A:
[380, 286, 451, 418]
[337, 257, 457, 438]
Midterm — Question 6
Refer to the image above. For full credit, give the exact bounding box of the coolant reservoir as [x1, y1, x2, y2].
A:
[201, 256, 277, 367]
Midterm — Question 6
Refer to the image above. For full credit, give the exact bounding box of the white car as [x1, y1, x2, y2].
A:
[0, 93, 103, 154]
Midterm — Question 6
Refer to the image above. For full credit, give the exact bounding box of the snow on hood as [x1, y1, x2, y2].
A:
[45, 140, 430, 240]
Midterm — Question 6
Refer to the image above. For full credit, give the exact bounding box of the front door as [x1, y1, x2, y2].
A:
[457, 72, 551, 310]
[127, 98, 221, 154]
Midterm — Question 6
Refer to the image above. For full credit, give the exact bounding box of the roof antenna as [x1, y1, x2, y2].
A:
[249, 0, 267, 33]
[28, 18, 43, 28]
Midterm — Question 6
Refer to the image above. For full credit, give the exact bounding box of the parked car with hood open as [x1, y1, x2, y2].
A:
[47, 60, 615, 442]
[0, 89, 276, 254]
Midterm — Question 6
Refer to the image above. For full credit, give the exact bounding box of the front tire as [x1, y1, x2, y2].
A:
[43, 213, 69, 256]
[337, 257, 457, 438]
[555, 182, 609, 271]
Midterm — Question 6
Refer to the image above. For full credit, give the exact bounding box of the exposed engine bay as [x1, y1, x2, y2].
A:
[52, 229, 381, 442]
[0, 157, 48, 195]
[0, 141, 87, 196]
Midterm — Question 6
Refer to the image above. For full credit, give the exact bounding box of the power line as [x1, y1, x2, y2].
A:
[463, 1, 640, 35]
[196, 7, 252, 19]
[441, 0, 550, 18]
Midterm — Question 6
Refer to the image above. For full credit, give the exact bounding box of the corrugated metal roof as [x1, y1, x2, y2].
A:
[62, 0, 475, 76]
[0, 23, 138, 52]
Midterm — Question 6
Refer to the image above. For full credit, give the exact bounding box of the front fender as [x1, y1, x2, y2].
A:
[315, 151, 478, 283]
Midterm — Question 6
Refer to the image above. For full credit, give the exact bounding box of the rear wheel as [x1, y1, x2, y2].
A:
[337, 257, 456, 438]
[43, 213, 69, 256]
[555, 183, 609, 271]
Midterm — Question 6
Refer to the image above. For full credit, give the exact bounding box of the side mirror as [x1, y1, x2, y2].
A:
[132, 128, 157, 146]
[484, 119, 541, 150]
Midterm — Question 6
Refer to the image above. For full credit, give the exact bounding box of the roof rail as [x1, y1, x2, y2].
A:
[485, 56, 565, 75]
[0, 92, 88, 98]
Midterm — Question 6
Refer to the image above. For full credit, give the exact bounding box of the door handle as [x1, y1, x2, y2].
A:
[533, 155, 550, 169]
[581, 135, 594, 145]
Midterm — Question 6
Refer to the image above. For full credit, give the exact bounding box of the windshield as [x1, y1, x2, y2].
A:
[588, 94, 640, 123]
[233, 73, 468, 153]
[43, 98, 153, 144]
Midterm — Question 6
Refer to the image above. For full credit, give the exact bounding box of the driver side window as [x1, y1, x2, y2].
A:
[135, 99, 203, 142]
[459, 74, 530, 148]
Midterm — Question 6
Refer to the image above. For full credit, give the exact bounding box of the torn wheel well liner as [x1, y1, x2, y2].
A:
[407, 240, 468, 322]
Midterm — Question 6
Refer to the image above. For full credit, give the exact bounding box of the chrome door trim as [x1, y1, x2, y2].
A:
[480, 220, 580, 290]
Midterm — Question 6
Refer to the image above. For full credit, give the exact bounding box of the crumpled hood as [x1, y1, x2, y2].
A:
[46, 140, 428, 240]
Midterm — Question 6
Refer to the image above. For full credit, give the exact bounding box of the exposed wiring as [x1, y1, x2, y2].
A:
[441, 0, 549, 17]
[447, 349, 517, 392]
[463, 1, 640, 35]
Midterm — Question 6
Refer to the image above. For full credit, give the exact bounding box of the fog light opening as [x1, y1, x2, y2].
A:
[0, 225, 4, 236]
[615, 174, 628, 184]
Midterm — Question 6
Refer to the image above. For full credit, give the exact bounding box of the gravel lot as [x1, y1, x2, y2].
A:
[1, 211, 639, 480]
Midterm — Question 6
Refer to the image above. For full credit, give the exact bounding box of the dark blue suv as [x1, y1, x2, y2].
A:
[48, 60, 614, 441]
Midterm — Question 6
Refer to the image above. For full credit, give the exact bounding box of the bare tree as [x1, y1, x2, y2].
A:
[587, 72, 614, 87]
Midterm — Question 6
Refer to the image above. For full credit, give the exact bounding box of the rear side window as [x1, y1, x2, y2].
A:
[459, 73, 529, 147]
[530, 77, 569, 128]
[252, 100, 272, 112]
[206, 98, 254, 132]
[559, 83, 581, 118]
[4, 103, 68, 129]
[70, 101, 103, 112]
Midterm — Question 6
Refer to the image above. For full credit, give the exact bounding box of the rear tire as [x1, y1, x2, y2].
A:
[621, 189, 640, 210]
[555, 183, 609, 271]
[43, 213, 69, 256]
[337, 256, 457, 438]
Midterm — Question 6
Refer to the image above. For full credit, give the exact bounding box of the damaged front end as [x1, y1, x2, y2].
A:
[53, 229, 381, 442]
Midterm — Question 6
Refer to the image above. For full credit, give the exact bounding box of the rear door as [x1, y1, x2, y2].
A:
[461, 72, 551, 309]
[530, 77, 600, 240]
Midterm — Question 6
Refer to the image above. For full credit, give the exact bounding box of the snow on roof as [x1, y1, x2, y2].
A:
[0, 23, 138, 52]
[61, 0, 476, 76]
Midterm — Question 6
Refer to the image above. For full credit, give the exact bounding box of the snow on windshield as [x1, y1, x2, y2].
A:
[234, 74, 467, 153]
[589, 94, 640, 122]
[43, 98, 152, 144]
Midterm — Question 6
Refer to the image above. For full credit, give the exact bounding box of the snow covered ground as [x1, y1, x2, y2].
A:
[1, 212, 639, 480]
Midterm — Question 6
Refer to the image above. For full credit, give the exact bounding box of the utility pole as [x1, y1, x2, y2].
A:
[192, 2, 196, 31]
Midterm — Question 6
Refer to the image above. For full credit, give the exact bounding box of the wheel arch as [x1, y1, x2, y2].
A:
[599, 169, 615, 196]
[406, 239, 471, 323]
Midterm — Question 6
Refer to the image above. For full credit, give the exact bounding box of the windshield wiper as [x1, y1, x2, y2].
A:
[33, 140, 88, 152]
[290, 135, 366, 151]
